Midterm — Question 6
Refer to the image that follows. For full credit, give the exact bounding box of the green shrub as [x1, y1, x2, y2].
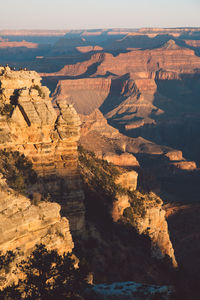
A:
[78, 145, 123, 203]
[0, 104, 14, 117]
[31, 85, 45, 99]
[0, 150, 37, 194]
[0, 244, 89, 300]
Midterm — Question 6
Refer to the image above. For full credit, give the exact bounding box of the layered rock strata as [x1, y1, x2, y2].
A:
[49, 40, 200, 134]
[0, 66, 85, 233]
[112, 170, 138, 222]
[133, 194, 177, 267]
[79, 109, 141, 167]
[127, 192, 177, 267]
[53, 78, 111, 115]
[0, 174, 74, 287]
[110, 169, 177, 267]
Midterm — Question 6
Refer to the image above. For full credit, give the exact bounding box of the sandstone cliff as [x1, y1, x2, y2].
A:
[79, 147, 177, 268]
[115, 188, 177, 267]
[0, 66, 85, 233]
[53, 78, 111, 115]
[129, 192, 177, 267]
[0, 174, 73, 287]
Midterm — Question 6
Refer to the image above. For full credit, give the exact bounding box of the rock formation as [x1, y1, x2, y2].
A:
[134, 195, 177, 267]
[47, 39, 200, 79]
[122, 191, 177, 267]
[80, 109, 119, 139]
[112, 170, 138, 222]
[112, 172, 177, 267]
[102, 152, 139, 168]
[48, 40, 200, 136]
[0, 174, 74, 287]
[44, 52, 105, 77]
[0, 66, 85, 233]
[79, 109, 141, 167]
[53, 78, 111, 115]
[164, 150, 197, 170]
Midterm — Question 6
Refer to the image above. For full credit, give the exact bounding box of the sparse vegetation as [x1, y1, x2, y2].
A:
[78, 145, 125, 203]
[0, 250, 15, 274]
[0, 104, 14, 117]
[0, 244, 89, 300]
[123, 191, 162, 221]
[78, 146, 161, 220]
[31, 85, 45, 99]
[0, 150, 37, 194]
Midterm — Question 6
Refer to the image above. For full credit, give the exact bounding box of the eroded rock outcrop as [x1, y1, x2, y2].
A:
[136, 205, 177, 267]
[0, 174, 74, 287]
[164, 150, 197, 170]
[121, 191, 177, 267]
[112, 170, 138, 222]
[79, 109, 141, 167]
[0, 66, 85, 233]
[103, 152, 139, 168]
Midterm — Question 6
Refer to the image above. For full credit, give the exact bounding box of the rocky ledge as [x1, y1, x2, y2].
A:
[0, 66, 85, 233]
[120, 191, 177, 267]
[0, 175, 73, 287]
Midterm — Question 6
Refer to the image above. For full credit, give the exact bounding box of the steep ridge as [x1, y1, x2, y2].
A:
[53, 78, 111, 115]
[43, 52, 105, 77]
[79, 115, 178, 267]
[79, 109, 199, 209]
[77, 147, 177, 286]
[121, 191, 177, 267]
[95, 40, 200, 76]
[0, 66, 85, 233]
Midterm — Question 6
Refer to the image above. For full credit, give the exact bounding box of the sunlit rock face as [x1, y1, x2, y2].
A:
[111, 169, 177, 267]
[0, 174, 74, 287]
[133, 197, 177, 267]
[0, 66, 85, 233]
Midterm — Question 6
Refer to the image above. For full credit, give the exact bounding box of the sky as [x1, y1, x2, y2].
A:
[0, 0, 199, 30]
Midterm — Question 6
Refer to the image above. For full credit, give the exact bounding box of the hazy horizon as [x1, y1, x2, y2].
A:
[1, 26, 200, 31]
[0, 0, 199, 30]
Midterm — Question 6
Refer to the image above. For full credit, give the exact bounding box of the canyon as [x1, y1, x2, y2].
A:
[0, 67, 178, 294]
[0, 27, 200, 298]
